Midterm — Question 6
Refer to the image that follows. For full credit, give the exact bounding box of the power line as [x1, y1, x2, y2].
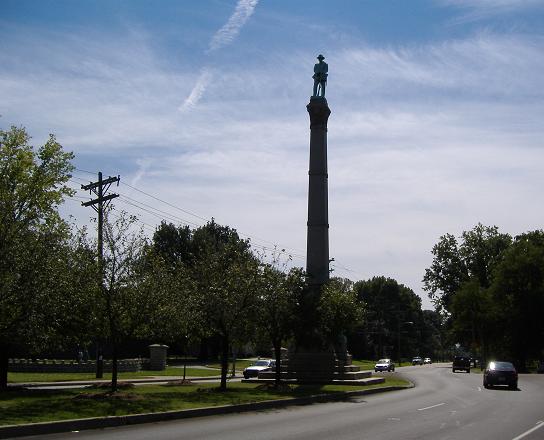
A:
[121, 181, 209, 223]
[75, 170, 360, 276]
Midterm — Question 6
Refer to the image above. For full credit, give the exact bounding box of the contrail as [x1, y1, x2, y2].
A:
[179, 68, 213, 111]
[208, 0, 259, 52]
[180, 0, 259, 111]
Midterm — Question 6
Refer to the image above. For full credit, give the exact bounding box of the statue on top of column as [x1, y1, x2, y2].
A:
[312, 54, 328, 98]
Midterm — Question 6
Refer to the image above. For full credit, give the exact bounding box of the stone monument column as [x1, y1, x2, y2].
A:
[306, 97, 331, 288]
[287, 55, 336, 382]
[306, 53, 330, 290]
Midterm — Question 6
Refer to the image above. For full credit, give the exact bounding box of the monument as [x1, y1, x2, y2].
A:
[259, 56, 382, 384]
[306, 54, 330, 291]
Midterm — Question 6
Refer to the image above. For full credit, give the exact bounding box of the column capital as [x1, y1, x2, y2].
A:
[307, 98, 331, 128]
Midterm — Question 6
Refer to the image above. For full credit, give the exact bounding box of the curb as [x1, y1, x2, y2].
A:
[0, 384, 413, 439]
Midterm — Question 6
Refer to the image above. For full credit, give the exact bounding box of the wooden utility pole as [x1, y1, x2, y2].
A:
[81, 172, 120, 378]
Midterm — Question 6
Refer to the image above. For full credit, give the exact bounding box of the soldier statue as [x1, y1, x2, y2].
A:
[312, 54, 328, 98]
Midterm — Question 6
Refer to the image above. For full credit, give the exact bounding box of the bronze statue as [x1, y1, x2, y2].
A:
[312, 54, 328, 98]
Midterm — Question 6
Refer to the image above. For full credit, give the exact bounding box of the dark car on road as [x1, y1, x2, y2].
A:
[452, 356, 471, 373]
[483, 361, 518, 389]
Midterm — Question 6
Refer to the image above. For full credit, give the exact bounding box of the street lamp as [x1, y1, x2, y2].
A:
[397, 321, 414, 367]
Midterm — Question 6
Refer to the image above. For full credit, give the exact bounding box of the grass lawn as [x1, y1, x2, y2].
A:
[1, 377, 410, 426]
[351, 360, 376, 370]
[8, 367, 221, 384]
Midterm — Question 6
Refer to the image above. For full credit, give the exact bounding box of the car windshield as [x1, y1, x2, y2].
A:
[253, 360, 270, 366]
[377, 359, 389, 363]
[488, 361, 514, 370]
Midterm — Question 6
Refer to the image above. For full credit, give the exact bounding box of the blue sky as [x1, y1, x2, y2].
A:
[2, 0, 544, 309]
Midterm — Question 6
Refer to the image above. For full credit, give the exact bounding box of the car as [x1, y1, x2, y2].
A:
[452, 356, 471, 373]
[374, 358, 395, 372]
[483, 361, 518, 389]
[423, 357, 432, 364]
[243, 359, 276, 379]
[537, 361, 544, 374]
[412, 356, 423, 365]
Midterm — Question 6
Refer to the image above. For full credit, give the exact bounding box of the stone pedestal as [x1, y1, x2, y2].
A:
[288, 349, 336, 382]
[148, 344, 168, 371]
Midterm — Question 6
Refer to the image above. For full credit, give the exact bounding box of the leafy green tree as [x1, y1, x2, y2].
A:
[423, 224, 511, 313]
[192, 221, 259, 390]
[489, 231, 544, 370]
[450, 279, 494, 365]
[318, 277, 364, 359]
[354, 276, 422, 361]
[256, 265, 305, 385]
[152, 221, 194, 268]
[0, 126, 74, 389]
[98, 210, 174, 392]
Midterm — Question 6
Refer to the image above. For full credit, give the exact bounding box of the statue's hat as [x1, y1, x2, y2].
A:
[317, 54, 325, 61]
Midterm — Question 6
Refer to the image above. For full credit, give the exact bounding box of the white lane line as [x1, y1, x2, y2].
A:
[512, 421, 544, 440]
[417, 402, 446, 411]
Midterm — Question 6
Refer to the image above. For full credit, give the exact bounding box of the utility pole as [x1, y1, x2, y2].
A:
[81, 172, 120, 378]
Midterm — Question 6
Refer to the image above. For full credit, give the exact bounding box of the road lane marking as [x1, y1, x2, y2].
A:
[512, 421, 544, 440]
[417, 402, 446, 411]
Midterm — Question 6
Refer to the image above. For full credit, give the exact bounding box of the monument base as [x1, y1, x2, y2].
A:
[257, 349, 375, 383]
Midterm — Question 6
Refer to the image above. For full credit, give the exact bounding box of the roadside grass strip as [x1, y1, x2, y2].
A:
[8, 368, 220, 383]
[0, 378, 410, 426]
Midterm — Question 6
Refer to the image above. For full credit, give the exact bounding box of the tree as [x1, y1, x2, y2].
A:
[354, 276, 422, 361]
[256, 266, 305, 385]
[450, 279, 494, 366]
[152, 221, 194, 268]
[98, 209, 172, 392]
[318, 277, 364, 359]
[0, 126, 74, 389]
[489, 231, 544, 371]
[192, 220, 260, 390]
[423, 224, 511, 313]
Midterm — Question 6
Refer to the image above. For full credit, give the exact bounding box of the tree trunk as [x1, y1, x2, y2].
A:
[0, 346, 8, 390]
[111, 343, 118, 393]
[220, 334, 229, 391]
[274, 341, 282, 386]
[96, 344, 104, 379]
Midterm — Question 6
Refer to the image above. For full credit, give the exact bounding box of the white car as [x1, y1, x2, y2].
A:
[374, 358, 395, 372]
[424, 357, 432, 364]
[243, 359, 276, 379]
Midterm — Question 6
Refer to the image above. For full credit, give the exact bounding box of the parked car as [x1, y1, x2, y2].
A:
[424, 357, 432, 364]
[412, 356, 423, 365]
[452, 356, 471, 373]
[243, 359, 276, 379]
[483, 361, 518, 389]
[374, 358, 395, 372]
[537, 361, 544, 374]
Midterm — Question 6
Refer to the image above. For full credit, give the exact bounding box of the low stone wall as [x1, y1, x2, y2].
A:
[8, 358, 149, 373]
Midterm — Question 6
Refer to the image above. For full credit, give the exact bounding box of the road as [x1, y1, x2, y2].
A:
[16, 364, 544, 440]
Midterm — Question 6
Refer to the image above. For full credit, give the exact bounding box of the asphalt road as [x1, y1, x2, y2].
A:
[16, 364, 544, 440]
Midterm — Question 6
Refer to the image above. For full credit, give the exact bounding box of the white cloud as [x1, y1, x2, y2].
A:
[208, 0, 259, 52]
[3, 25, 544, 309]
